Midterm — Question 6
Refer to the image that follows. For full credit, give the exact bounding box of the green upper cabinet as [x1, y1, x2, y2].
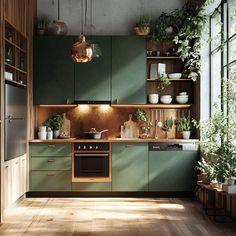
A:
[112, 143, 148, 191]
[112, 36, 146, 104]
[33, 36, 75, 104]
[74, 36, 111, 102]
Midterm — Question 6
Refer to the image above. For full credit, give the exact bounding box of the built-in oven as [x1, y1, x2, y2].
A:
[72, 142, 111, 182]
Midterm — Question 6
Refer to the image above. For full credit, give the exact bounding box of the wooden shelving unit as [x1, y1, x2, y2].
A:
[4, 20, 27, 87]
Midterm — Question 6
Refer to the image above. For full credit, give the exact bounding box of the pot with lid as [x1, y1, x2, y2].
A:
[84, 128, 109, 139]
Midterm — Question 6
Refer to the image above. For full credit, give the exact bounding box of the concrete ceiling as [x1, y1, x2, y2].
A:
[37, 0, 187, 35]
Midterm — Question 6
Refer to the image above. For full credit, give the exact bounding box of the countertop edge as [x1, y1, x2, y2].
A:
[29, 138, 199, 143]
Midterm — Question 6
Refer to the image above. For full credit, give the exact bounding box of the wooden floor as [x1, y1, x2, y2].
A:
[0, 198, 236, 236]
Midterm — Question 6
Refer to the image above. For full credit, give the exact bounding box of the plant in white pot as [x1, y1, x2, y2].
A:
[176, 116, 192, 139]
[44, 114, 63, 139]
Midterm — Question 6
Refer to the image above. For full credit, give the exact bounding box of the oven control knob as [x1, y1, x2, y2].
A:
[89, 146, 93, 150]
[83, 146, 86, 150]
[95, 146, 98, 150]
[78, 146, 81, 150]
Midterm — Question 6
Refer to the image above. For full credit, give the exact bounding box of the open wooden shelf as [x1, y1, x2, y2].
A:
[5, 79, 27, 87]
[147, 78, 193, 81]
[5, 38, 26, 53]
[111, 104, 192, 109]
[5, 63, 27, 74]
[147, 56, 179, 59]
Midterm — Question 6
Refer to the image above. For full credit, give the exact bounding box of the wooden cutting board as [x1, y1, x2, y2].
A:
[123, 114, 137, 138]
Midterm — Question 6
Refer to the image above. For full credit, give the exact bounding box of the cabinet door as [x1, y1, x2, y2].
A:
[149, 151, 198, 192]
[30, 143, 72, 157]
[72, 182, 111, 192]
[11, 158, 21, 202]
[112, 143, 148, 191]
[20, 155, 27, 196]
[30, 171, 71, 191]
[33, 36, 74, 104]
[112, 36, 146, 104]
[4, 161, 12, 209]
[75, 36, 111, 102]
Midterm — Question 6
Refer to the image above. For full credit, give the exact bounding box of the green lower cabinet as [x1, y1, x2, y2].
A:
[30, 171, 71, 191]
[112, 143, 148, 191]
[30, 143, 72, 157]
[31, 157, 71, 171]
[72, 183, 111, 192]
[149, 151, 198, 192]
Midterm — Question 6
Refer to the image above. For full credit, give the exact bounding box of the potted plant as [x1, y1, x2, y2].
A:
[44, 114, 63, 138]
[158, 73, 171, 90]
[135, 109, 152, 138]
[162, 117, 173, 139]
[37, 15, 50, 35]
[134, 15, 151, 36]
[176, 116, 192, 139]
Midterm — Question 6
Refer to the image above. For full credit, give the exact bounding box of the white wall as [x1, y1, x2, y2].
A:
[37, 0, 186, 35]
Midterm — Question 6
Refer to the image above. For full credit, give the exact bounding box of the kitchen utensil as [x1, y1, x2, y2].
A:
[123, 114, 138, 138]
[168, 73, 182, 80]
[84, 128, 108, 139]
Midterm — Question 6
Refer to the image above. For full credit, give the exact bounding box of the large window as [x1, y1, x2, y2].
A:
[210, 0, 236, 115]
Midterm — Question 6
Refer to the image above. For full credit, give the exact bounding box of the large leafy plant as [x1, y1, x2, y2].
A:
[195, 73, 236, 181]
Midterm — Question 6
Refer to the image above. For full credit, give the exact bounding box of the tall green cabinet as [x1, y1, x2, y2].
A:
[111, 36, 147, 104]
[74, 36, 111, 102]
[33, 36, 75, 104]
[112, 143, 148, 191]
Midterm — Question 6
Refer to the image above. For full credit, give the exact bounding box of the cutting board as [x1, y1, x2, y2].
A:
[123, 114, 137, 138]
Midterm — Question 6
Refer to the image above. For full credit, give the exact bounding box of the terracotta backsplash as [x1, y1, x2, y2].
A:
[36, 106, 190, 139]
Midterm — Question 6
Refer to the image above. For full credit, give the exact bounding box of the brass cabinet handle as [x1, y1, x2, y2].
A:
[126, 145, 133, 148]
[47, 159, 55, 163]
[5, 166, 9, 168]
[48, 145, 55, 148]
[47, 172, 55, 176]
[66, 98, 69, 104]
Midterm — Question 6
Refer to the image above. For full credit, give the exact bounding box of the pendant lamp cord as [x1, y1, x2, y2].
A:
[58, 0, 60, 20]
[85, 0, 88, 26]
[81, 0, 84, 34]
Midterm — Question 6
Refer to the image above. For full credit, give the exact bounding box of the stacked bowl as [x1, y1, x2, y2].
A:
[160, 95, 172, 104]
[176, 92, 189, 104]
[148, 94, 159, 104]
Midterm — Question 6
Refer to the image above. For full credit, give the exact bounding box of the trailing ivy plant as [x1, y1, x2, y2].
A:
[173, 1, 208, 81]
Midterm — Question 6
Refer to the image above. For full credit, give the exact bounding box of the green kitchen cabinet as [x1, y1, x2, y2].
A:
[30, 143, 72, 157]
[33, 36, 75, 104]
[30, 170, 71, 191]
[31, 157, 71, 171]
[74, 36, 111, 102]
[72, 182, 111, 192]
[112, 36, 146, 104]
[149, 148, 199, 192]
[29, 143, 72, 192]
[112, 143, 148, 191]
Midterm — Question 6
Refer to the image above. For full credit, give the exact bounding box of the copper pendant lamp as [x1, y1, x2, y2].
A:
[71, 0, 92, 63]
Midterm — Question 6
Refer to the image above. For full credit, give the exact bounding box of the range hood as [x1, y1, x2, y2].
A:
[74, 100, 111, 105]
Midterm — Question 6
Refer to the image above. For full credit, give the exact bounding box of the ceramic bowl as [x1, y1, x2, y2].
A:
[168, 73, 182, 80]
[148, 94, 159, 104]
[176, 96, 189, 104]
[160, 96, 172, 104]
[179, 92, 187, 96]
[161, 95, 171, 99]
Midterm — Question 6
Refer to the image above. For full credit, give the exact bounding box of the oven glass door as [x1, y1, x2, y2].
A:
[74, 152, 109, 177]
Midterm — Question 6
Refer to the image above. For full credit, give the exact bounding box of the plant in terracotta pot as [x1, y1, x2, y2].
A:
[44, 114, 63, 139]
[176, 116, 192, 139]
[134, 15, 151, 36]
[37, 15, 50, 35]
[135, 109, 152, 138]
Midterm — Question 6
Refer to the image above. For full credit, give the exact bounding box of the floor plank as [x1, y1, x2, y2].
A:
[0, 198, 235, 236]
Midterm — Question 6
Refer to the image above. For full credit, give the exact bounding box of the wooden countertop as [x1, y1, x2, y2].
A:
[29, 138, 199, 143]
